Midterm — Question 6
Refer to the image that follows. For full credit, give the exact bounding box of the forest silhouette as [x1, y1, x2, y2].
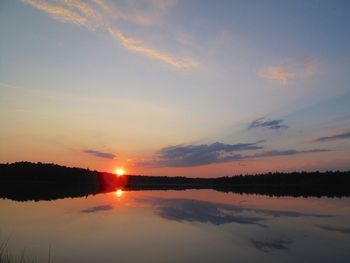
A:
[1, 162, 350, 201]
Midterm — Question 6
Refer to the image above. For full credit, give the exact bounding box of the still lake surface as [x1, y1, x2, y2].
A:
[1, 189, 350, 262]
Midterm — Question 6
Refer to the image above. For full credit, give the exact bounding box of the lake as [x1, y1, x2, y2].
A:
[1, 189, 350, 262]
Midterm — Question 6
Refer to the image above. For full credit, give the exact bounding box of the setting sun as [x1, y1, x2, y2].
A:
[115, 168, 125, 176]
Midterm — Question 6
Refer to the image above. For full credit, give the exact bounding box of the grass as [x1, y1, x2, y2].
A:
[0, 237, 36, 263]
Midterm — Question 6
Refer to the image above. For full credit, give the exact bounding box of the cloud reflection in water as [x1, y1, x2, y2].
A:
[138, 197, 332, 226]
[251, 237, 293, 253]
[81, 205, 113, 213]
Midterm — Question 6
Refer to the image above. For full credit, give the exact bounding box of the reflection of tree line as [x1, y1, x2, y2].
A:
[1, 162, 350, 201]
[126, 172, 350, 197]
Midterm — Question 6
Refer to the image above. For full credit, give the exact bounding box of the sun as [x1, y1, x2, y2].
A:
[115, 168, 125, 176]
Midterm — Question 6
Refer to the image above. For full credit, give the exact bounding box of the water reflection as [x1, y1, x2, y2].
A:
[251, 237, 293, 253]
[318, 225, 350, 235]
[1, 182, 350, 202]
[138, 197, 333, 226]
[0, 190, 350, 262]
[140, 197, 266, 226]
[81, 205, 113, 213]
[115, 189, 123, 198]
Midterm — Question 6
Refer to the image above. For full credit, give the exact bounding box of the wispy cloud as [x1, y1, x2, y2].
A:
[23, 0, 89, 27]
[312, 131, 350, 143]
[64, 0, 103, 24]
[252, 149, 329, 158]
[107, 27, 198, 69]
[249, 117, 288, 130]
[138, 141, 329, 167]
[93, 0, 176, 26]
[22, 0, 198, 69]
[259, 66, 294, 85]
[84, 149, 116, 159]
[259, 57, 316, 85]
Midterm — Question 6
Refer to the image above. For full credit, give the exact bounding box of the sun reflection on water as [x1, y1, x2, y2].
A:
[115, 189, 123, 198]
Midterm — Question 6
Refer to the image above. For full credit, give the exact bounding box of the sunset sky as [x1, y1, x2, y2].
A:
[1, 0, 350, 176]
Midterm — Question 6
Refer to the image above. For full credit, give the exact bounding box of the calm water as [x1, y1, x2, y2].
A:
[1, 190, 350, 262]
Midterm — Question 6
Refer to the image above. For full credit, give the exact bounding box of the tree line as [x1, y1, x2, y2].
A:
[1, 162, 349, 201]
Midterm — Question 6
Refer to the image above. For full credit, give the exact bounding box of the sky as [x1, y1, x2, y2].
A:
[0, 0, 350, 177]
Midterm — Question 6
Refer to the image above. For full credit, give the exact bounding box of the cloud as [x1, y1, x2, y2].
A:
[251, 237, 293, 253]
[318, 225, 350, 235]
[312, 131, 350, 143]
[84, 149, 116, 159]
[22, 0, 198, 69]
[259, 66, 293, 85]
[22, 0, 89, 27]
[138, 139, 329, 167]
[64, 0, 103, 23]
[249, 117, 288, 130]
[107, 27, 198, 69]
[142, 141, 264, 167]
[259, 57, 316, 85]
[252, 149, 329, 158]
[81, 205, 113, 213]
[93, 0, 176, 26]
